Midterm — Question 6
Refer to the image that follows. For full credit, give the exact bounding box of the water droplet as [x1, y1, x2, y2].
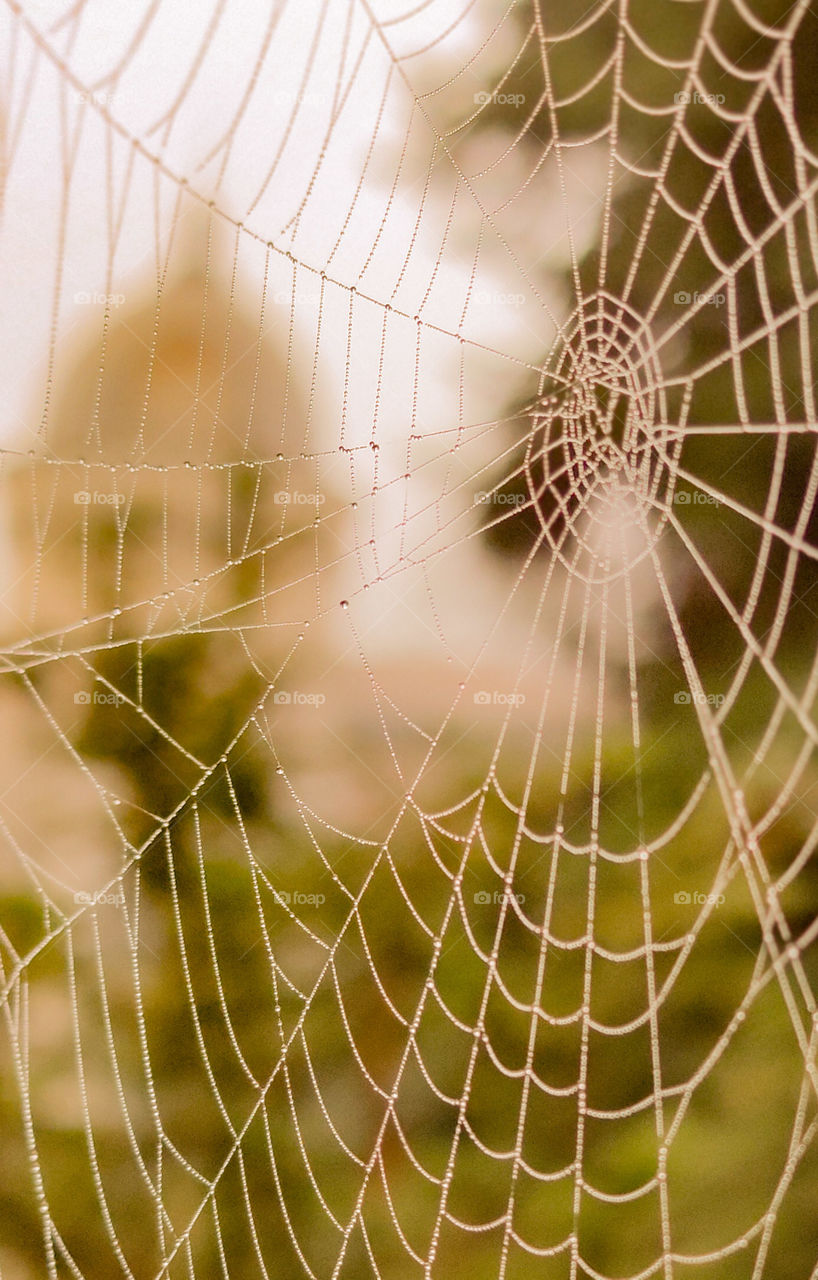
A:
[276, 453, 284, 461]
[340, 600, 349, 610]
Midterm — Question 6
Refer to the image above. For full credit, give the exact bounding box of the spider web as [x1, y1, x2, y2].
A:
[1, 0, 818, 1277]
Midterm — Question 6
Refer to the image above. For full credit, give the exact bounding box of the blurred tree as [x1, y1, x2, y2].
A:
[463, 0, 818, 706]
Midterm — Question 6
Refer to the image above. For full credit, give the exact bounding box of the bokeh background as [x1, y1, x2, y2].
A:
[1, 1, 818, 1277]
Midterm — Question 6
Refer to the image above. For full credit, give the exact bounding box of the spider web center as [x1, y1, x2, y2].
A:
[527, 293, 677, 583]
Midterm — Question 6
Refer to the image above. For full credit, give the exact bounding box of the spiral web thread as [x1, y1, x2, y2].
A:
[1, 0, 818, 1277]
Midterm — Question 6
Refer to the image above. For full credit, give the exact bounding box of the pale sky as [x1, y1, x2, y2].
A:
[1, 0, 604, 446]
